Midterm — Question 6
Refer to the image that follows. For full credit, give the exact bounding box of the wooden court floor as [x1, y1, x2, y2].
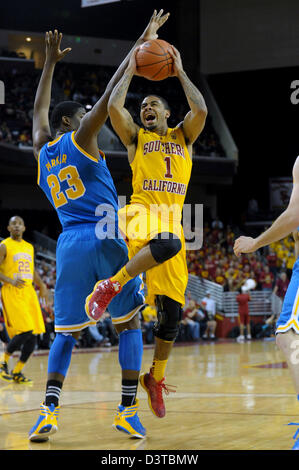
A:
[0, 338, 298, 451]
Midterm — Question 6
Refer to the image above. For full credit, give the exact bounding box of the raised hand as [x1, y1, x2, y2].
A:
[233, 236, 257, 257]
[45, 30, 72, 64]
[168, 45, 184, 77]
[142, 9, 170, 42]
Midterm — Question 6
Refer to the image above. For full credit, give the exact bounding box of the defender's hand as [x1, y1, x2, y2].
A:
[141, 9, 170, 42]
[45, 30, 72, 64]
[234, 236, 258, 257]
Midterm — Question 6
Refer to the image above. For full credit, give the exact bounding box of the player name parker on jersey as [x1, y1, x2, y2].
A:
[142, 178, 187, 195]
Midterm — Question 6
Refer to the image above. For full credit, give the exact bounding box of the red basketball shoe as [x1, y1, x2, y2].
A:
[139, 368, 176, 418]
[85, 279, 122, 321]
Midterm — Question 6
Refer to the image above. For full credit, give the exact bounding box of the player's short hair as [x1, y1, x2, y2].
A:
[8, 215, 24, 225]
[142, 95, 171, 113]
[50, 101, 84, 130]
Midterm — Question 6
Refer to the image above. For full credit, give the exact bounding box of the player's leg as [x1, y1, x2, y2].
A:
[275, 261, 299, 449]
[139, 236, 187, 418]
[0, 323, 10, 380]
[99, 240, 145, 438]
[276, 330, 299, 391]
[29, 229, 95, 441]
[112, 314, 145, 439]
[0, 330, 33, 382]
[86, 232, 182, 321]
[140, 295, 180, 418]
[28, 331, 79, 442]
[11, 331, 37, 384]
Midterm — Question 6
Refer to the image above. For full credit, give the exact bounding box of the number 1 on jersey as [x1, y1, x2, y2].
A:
[164, 156, 173, 178]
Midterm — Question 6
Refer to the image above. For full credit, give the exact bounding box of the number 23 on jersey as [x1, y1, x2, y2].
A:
[47, 165, 86, 209]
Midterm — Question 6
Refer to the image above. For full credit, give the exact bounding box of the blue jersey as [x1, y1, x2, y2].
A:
[37, 131, 119, 232]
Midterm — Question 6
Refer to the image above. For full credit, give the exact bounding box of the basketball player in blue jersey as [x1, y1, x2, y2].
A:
[234, 155, 299, 450]
[28, 10, 170, 442]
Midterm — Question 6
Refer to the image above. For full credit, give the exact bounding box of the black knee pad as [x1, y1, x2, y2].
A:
[153, 295, 182, 341]
[6, 330, 33, 354]
[149, 233, 182, 264]
[20, 333, 36, 363]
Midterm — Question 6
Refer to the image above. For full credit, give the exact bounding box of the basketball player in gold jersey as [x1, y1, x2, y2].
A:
[85, 45, 207, 417]
[0, 216, 48, 383]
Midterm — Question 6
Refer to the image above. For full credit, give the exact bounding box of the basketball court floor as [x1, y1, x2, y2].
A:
[0, 338, 297, 451]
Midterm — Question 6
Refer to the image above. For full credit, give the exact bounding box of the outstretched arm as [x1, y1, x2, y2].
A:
[75, 9, 170, 155]
[234, 156, 299, 256]
[32, 30, 72, 160]
[169, 46, 207, 147]
[107, 50, 140, 154]
[293, 230, 299, 259]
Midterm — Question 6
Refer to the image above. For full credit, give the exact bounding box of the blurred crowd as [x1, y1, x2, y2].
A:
[0, 61, 225, 157]
[187, 218, 295, 292]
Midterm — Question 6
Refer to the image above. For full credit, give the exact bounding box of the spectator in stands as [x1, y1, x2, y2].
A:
[266, 248, 278, 278]
[259, 265, 274, 292]
[37, 304, 55, 350]
[181, 299, 202, 341]
[211, 216, 224, 230]
[225, 266, 239, 291]
[200, 291, 217, 339]
[0, 62, 224, 155]
[256, 313, 278, 339]
[236, 287, 251, 342]
[214, 267, 227, 288]
[247, 197, 259, 216]
[272, 271, 290, 317]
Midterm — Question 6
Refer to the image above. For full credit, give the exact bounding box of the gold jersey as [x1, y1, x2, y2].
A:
[130, 126, 192, 213]
[0, 237, 35, 286]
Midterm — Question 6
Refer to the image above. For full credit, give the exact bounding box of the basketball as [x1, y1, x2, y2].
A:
[136, 39, 173, 81]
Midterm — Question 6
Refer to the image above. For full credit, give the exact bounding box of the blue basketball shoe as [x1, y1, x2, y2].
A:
[112, 398, 146, 439]
[288, 422, 299, 449]
[28, 403, 60, 442]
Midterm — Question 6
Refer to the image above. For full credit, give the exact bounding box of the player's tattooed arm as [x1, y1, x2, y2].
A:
[32, 30, 71, 159]
[108, 56, 140, 156]
[168, 46, 207, 146]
